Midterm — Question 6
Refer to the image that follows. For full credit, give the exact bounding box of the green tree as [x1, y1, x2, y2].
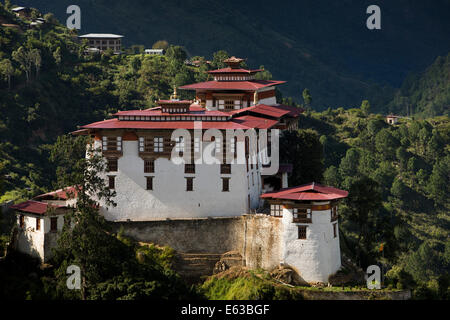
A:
[323, 165, 340, 187]
[152, 40, 169, 50]
[0, 59, 14, 89]
[427, 156, 450, 207]
[343, 177, 383, 266]
[280, 129, 324, 185]
[302, 88, 312, 110]
[12, 46, 33, 83]
[53, 47, 62, 66]
[360, 100, 370, 116]
[211, 50, 229, 69]
[375, 128, 399, 160]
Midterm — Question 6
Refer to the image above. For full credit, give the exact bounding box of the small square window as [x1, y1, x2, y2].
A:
[222, 178, 230, 192]
[154, 137, 164, 152]
[50, 217, 58, 232]
[186, 177, 193, 191]
[108, 176, 115, 189]
[185, 164, 195, 174]
[146, 176, 153, 190]
[298, 226, 307, 239]
[270, 204, 283, 217]
[144, 160, 154, 173]
[107, 158, 118, 172]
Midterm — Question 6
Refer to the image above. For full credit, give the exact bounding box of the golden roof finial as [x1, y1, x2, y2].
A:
[170, 86, 178, 100]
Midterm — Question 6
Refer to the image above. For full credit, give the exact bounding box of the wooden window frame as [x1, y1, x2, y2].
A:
[222, 178, 230, 192]
[293, 208, 312, 223]
[108, 175, 115, 190]
[270, 204, 283, 217]
[36, 217, 40, 231]
[144, 159, 155, 173]
[154, 137, 164, 152]
[146, 176, 153, 190]
[19, 215, 24, 228]
[220, 164, 231, 174]
[107, 158, 118, 172]
[186, 177, 194, 191]
[298, 225, 307, 240]
[333, 223, 337, 238]
[50, 217, 58, 232]
[185, 164, 195, 174]
[224, 100, 234, 110]
[331, 206, 338, 222]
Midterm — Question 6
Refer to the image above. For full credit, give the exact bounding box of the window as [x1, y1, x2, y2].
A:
[215, 137, 221, 154]
[102, 136, 121, 151]
[19, 215, 24, 228]
[220, 164, 231, 174]
[293, 208, 312, 223]
[154, 137, 164, 152]
[186, 177, 193, 191]
[146, 176, 153, 190]
[185, 164, 195, 174]
[225, 100, 234, 110]
[298, 226, 307, 239]
[144, 160, 154, 173]
[333, 223, 337, 238]
[175, 136, 185, 153]
[108, 176, 115, 189]
[331, 206, 338, 222]
[222, 178, 230, 192]
[50, 217, 58, 232]
[194, 137, 200, 153]
[270, 204, 283, 217]
[36, 218, 40, 231]
[107, 158, 118, 172]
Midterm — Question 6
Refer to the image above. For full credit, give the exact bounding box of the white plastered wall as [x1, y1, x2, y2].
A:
[95, 139, 263, 221]
[280, 202, 341, 283]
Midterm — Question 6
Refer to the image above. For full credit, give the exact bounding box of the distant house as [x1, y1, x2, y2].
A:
[386, 115, 400, 125]
[144, 48, 164, 55]
[78, 33, 124, 54]
[12, 6, 31, 18]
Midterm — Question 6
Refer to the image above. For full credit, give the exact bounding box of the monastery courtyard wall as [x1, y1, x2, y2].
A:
[110, 214, 283, 272]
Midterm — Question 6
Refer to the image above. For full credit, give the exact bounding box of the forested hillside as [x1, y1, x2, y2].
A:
[15, 0, 450, 112]
[0, 4, 210, 201]
[290, 107, 449, 298]
[388, 53, 450, 118]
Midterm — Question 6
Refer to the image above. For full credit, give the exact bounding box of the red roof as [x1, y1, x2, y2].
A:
[34, 186, 79, 201]
[179, 80, 285, 91]
[80, 118, 278, 130]
[261, 183, 348, 201]
[231, 104, 303, 119]
[10, 200, 62, 215]
[208, 67, 262, 74]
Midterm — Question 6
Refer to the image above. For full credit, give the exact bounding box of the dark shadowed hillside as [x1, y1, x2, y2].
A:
[15, 0, 450, 111]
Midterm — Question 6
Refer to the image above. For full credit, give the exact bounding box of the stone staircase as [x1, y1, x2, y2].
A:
[174, 251, 243, 283]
